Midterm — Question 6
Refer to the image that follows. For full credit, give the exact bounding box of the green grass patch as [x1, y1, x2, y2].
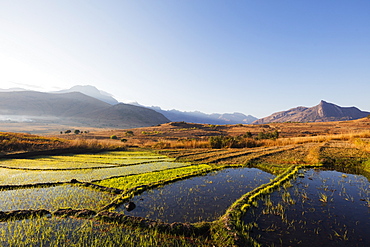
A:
[95, 164, 212, 191]
[0, 185, 117, 212]
[0, 217, 213, 247]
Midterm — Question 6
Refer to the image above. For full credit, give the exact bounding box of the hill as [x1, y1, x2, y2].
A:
[253, 100, 370, 124]
[0, 91, 169, 129]
[87, 117, 370, 148]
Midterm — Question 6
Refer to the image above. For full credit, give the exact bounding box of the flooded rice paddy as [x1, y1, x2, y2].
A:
[0, 161, 190, 185]
[243, 168, 370, 246]
[117, 167, 275, 223]
[0, 185, 117, 211]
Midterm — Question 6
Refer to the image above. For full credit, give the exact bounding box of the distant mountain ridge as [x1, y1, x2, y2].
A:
[253, 100, 370, 124]
[0, 91, 169, 128]
[53, 86, 258, 124]
[54, 85, 119, 105]
[133, 105, 258, 125]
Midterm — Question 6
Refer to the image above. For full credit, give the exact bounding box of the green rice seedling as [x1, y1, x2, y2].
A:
[0, 217, 214, 247]
[318, 192, 333, 203]
[95, 164, 212, 191]
[0, 161, 192, 185]
[0, 185, 117, 211]
[0, 151, 174, 170]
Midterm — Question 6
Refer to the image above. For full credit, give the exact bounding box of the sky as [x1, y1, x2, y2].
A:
[1, 0, 370, 118]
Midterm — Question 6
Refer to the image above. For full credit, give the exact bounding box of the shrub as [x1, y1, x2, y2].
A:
[110, 135, 118, 140]
[243, 131, 252, 138]
[125, 131, 134, 136]
[256, 130, 279, 140]
[209, 135, 259, 149]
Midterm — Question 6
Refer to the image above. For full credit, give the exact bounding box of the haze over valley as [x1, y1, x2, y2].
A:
[0, 85, 369, 134]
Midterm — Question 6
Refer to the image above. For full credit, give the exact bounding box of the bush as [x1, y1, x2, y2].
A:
[256, 130, 279, 140]
[121, 138, 127, 142]
[125, 131, 134, 136]
[209, 135, 259, 149]
[243, 131, 252, 138]
[110, 135, 118, 140]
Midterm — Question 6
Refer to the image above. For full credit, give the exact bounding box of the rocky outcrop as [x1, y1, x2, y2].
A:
[253, 100, 370, 124]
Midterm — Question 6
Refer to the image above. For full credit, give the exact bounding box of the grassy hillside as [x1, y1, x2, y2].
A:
[87, 118, 370, 149]
[0, 132, 125, 156]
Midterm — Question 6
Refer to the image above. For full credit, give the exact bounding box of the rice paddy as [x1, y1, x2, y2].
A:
[0, 161, 191, 185]
[0, 185, 117, 211]
[0, 217, 212, 247]
[115, 167, 274, 223]
[0, 142, 369, 246]
[242, 168, 370, 246]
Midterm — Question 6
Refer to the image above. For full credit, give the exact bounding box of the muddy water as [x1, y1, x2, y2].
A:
[116, 167, 274, 223]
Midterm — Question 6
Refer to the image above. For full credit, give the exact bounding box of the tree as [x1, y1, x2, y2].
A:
[65, 130, 71, 134]
[74, 130, 80, 135]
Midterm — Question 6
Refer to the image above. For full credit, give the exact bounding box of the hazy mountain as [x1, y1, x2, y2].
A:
[0, 91, 169, 128]
[141, 106, 258, 125]
[53, 85, 258, 124]
[54, 85, 119, 105]
[0, 87, 29, 92]
[253, 100, 370, 124]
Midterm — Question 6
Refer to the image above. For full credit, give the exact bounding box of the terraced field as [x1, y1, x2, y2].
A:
[0, 142, 369, 246]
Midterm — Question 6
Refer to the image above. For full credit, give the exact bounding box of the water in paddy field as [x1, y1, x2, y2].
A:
[243, 168, 370, 247]
[116, 167, 274, 223]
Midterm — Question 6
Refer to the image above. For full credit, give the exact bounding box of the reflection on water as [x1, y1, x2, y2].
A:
[116, 168, 274, 223]
[243, 169, 370, 247]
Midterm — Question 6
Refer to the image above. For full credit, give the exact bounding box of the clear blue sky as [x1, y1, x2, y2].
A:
[1, 0, 370, 118]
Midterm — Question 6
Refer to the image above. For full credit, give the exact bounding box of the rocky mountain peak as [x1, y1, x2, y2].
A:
[253, 101, 369, 124]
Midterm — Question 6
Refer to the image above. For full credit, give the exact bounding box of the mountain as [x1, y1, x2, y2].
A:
[53, 85, 258, 124]
[0, 91, 169, 128]
[54, 85, 119, 105]
[136, 105, 258, 125]
[253, 100, 370, 124]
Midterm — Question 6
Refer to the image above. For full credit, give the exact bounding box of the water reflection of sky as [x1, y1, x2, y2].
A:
[244, 169, 370, 246]
[117, 167, 274, 223]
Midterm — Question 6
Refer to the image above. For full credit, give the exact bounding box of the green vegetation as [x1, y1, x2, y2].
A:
[0, 151, 173, 170]
[1, 138, 369, 246]
[0, 217, 212, 247]
[0, 151, 190, 185]
[141, 131, 162, 135]
[96, 164, 212, 191]
[256, 130, 279, 140]
[125, 130, 134, 136]
[0, 185, 116, 211]
[209, 135, 259, 149]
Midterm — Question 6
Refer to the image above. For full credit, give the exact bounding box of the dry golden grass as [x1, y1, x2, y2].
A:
[68, 138, 126, 151]
[0, 132, 125, 155]
[84, 119, 370, 150]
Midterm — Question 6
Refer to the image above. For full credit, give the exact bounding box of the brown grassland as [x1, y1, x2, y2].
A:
[75, 117, 370, 149]
[1, 118, 370, 246]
